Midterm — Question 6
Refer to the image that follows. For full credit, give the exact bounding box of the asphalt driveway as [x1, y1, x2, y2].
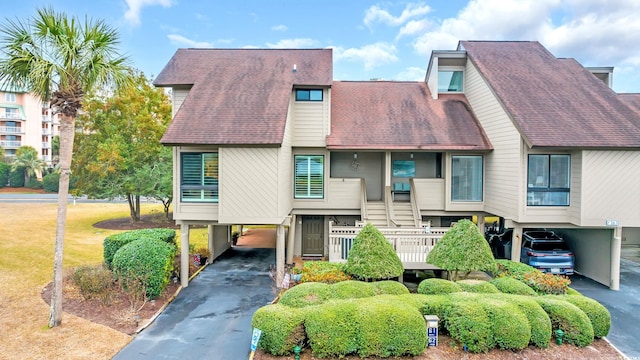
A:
[569, 257, 640, 358]
[112, 247, 275, 360]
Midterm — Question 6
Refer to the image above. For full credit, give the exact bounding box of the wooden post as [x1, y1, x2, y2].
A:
[510, 226, 523, 262]
[276, 224, 285, 287]
[180, 223, 190, 288]
[610, 227, 622, 290]
[287, 215, 296, 264]
[207, 224, 214, 264]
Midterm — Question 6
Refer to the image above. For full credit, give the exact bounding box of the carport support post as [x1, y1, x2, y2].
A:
[180, 224, 190, 288]
[611, 226, 622, 290]
[510, 226, 523, 261]
[276, 224, 285, 287]
[286, 215, 296, 264]
[476, 214, 485, 235]
[207, 225, 214, 264]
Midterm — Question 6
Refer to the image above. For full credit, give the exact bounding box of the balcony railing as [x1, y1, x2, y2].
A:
[42, 142, 51, 149]
[42, 155, 51, 162]
[0, 140, 21, 148]
[42, 129, 52, 135]
[0, 126, 23, 134]
[42, 115, 51, 123]
[1, 112, 22, 120]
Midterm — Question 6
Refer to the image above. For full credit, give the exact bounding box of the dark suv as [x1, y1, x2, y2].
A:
[520, 230, 574, 275]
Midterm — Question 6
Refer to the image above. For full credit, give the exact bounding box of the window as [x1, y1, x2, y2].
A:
[527, 154, 570, 206]
[5, 93, 16, 102]
[438, 71, 463, 92]
[4, 108, 19, 119]
[451, 155, 483, 201]
[180, 152, 218, 202]
[295, 155, 324, 198]
[295, 89, 323, 101]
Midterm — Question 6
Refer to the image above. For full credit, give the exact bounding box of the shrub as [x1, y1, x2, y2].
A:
[457, 279, 500, 294]
[252, 304, 306, 356]
[300, 261, 351, 284]
[328, 280, 376, 299]
[0, 162, 10, 187]
[42, 172, 60, 192]
[490, 277, 537, 296]
[417, 278, 462, 295]
[278, 282, 331, 308]
[345, 223, 404, 281]
[104, 228, 177, 268]
[357, 297, 427, 357]
[71, 265, 114, 304]
[496, 259, 570, 295]
[8, 167, 24, 187]
[443, 299, 493, 353]
[481, 298, 531, 350]
[427, 219, 496, 280]
[566, 287, 582, 296]
[554, 295, 611, 338]
[26, 177, 43, 189]
[372, 280, 409, 295]
[112, 238, 177, 299]
[535, 297, 594, 347]
[305, 300, 361, 358]
[497, 294, 551, 348]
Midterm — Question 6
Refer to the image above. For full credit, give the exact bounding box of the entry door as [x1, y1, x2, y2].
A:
[302, 216, 324, 256]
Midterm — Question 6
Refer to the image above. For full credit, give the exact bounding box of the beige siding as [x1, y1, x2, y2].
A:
[464, 62, 522, 218]
[278, 101, 294, 218]
[292, 178, 360, 210]
[414, 179, 445, 210]
[292, 89, 329, 147]
[559, 228, 613, 287]
[218, 147, 282, 224]
[580, 150, 640, 227]
[568, 151, 583, 224]
[172, 146, 219, 222]
[172, 86, 191, 118]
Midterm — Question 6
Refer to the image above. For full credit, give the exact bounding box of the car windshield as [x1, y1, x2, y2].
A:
[530, 241, 570, 251]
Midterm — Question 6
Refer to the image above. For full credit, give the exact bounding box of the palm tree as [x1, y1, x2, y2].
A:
[12, 145, 46, 184]
[0, 7, 131, 327]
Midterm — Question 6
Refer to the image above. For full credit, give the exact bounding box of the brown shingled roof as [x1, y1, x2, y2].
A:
[619, 93, 640, 114]
[460, 41, 640, 148]
[327, 81, 492, 150]
[155, 48, 332, 145]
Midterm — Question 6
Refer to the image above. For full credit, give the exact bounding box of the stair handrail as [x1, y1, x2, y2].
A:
[409, 178, 421, 227]
[360, 178, 368, 222]
[385, 186, 398, 227]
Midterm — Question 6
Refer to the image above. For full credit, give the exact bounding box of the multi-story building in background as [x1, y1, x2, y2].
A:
[0, 85, 59, 167]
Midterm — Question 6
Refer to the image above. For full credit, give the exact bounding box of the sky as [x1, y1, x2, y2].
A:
[3, 0, 640, 93]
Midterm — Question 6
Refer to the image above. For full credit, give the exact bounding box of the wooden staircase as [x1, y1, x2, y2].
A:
[364, 201, 388, 227]
[392, 201, 416, 227]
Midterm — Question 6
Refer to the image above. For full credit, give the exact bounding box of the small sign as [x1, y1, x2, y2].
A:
[605, 219, 619, 227]
[427, 327, 438, 347]
[250, 328, 262, 352]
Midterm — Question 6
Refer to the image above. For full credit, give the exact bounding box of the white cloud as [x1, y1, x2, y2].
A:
[266, 38, 318, 48]
[395, 66, 426, 81]
[396, 19, 431, 39]
[334, 42, 399, 71]
[167, 34, 213, 48]
[364, 3, 432, 28]
[271, 24, 288, 32]
[124, 0, 174, 25]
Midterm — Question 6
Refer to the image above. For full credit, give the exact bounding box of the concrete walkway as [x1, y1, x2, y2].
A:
[112, 246, 275, 360]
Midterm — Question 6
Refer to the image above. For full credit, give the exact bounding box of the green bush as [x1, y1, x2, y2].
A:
[26, 177, 43, 189]
[417, 278, 462, 295]
[427, 219, 496, 280]
[489, 294, 551, 348]
[71, 265, 114, 304]
[8, 167, 24, 187]
[328, 280, 376, 299]
[372, 280, 409, 295]
[357, 297, 427, 357]
[345, 223, 404, 281]
[496, 259, 570, 295]
[535, 297, 594, 347]
[252, 304, 306, 355]
[112, 238, 176, 299]
[490, 277, 537, 296]
[554, 295, 610, 338]
[566, 287, 583, 296]
[305, 300, 361, 358]
[457, 279, 500, 294]
[300, 261, 351, 284]
[103, 228, 177, 268]
[0, 162, 10, 187]
[481, 298, 531, 350]
[42, 172, 60, 192]
[443, 299, 493, 353]
[278, 282, 331, 308]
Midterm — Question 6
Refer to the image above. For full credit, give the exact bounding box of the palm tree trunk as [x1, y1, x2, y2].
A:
[49, 114, 75, 328]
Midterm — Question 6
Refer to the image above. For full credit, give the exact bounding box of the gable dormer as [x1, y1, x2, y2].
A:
[586, 67, 614, 88]
[425, 50, 467, 99]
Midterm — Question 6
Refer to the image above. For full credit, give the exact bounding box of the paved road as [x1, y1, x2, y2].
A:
[112, 247, 275, 360]
[570, 258, 640, 358]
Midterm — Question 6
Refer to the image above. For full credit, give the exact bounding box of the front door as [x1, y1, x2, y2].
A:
[302, 216, 324, 256]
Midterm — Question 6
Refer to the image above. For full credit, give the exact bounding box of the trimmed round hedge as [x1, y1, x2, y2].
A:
[553, 295, 611, 338]
[373, 280, 409, 295]
[329, 280, 376, 299]
[481, 298, 531, 350]
[535, 297, 594, 347]
[104, 228, 177, 268]
[457, 279, 500, 294]
[278, 282, 331, 308]
[490, 277, 537, 296]
[252, 304, 305, 355]
[487, 294, 551, 348]
[417, 278, 462, 295]
[443, 298, 493, 353]
[112, 238, 176, 298]
[345, 223, 404, 281]
[305, 300, 362, 357]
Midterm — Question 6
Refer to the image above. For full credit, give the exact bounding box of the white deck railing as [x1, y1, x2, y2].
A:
[328, 223, 449, 270]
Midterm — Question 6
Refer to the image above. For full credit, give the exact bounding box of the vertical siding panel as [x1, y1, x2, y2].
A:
[292, 89, 328, 146]
[464, 62, 522, 219]
[278, 100, 294, 218]
[172, 86, 191, 118]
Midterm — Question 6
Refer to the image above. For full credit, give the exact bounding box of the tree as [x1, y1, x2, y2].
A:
[344, 223, 404, 281]
[426, 219, 497, 281]
[11, 145, 45, 183]
[0, 7, 131, 327]
[0, 145, 5, 161]
[73, 71, 172, 221]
